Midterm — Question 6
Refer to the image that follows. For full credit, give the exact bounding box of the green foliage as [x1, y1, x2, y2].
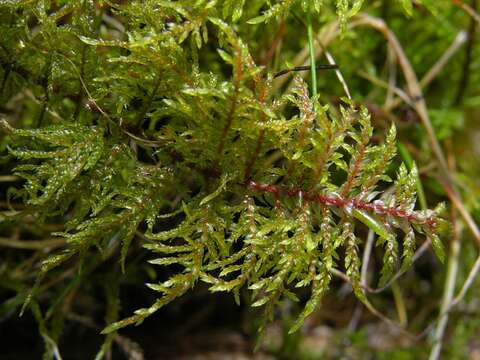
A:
[3, 0, 471, 357]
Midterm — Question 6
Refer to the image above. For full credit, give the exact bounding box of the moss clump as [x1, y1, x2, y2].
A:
[1, 1, 457, 358]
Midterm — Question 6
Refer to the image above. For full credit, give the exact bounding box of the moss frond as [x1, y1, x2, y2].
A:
[0, 0, 449, 351]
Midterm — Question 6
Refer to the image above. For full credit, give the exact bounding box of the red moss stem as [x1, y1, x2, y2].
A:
[246, 180, 437, 229]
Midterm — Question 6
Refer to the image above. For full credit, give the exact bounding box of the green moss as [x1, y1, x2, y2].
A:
[1, 1, 469, 358]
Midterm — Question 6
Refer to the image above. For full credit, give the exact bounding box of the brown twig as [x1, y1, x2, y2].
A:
[260, 20, 286, 66]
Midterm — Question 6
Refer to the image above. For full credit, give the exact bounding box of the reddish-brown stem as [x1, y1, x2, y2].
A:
[246, 180, 438, 229]
[260, 20, 286, 66]
[341, 143, 366, 197]
[313, 111, 337, 185]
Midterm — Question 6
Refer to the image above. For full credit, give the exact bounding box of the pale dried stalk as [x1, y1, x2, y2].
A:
[455, 0, 480, 24]
[0, 175, 20, 182]
[360, 230, 375, 287]
[324, 48, 352, 99]
[442, 180, 480, 241]
[451, 254, 480, 308]
[429, 212, 462, 360]
[330, 267, 416, 340]
[385, 46, 397, 108]
[355, 14, 448, 174]
[385, 30, 468, 112]
[357, 70, 415, 107]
